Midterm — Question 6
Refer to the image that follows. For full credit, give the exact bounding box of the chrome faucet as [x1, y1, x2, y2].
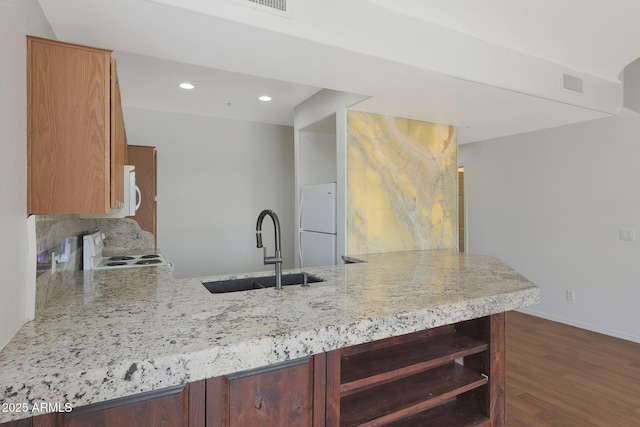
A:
[256, 209, 283, 290]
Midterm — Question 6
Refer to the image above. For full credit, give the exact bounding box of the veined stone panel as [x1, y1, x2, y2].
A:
[347, 111, 457, 254]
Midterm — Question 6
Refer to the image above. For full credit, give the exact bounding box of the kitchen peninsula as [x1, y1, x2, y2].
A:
[0, 250, 539, 426]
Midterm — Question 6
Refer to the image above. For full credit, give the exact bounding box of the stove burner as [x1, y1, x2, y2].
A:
[84, 231, 167, 270]
[136, 259, 162, 265]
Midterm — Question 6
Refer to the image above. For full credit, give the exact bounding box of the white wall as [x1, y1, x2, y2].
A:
[459, 109, 640, 343]
[0, 0, 54, 350]
[298, 130, 337, 188]
[123, 107, 295, 279]
[623, 57, 640, 113]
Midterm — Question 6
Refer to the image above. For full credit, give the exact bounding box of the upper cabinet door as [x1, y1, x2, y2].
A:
[27, 36, 125, 214]
[127, 145, 157, 245]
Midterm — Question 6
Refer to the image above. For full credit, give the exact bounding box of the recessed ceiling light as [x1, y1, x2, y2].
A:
[179, 83, 195, 90]
[258, 95, 272, 102]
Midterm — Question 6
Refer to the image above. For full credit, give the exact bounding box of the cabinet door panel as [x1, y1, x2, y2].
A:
[57, 383, 199, 427]
[228, 358, 313, 427]
[127, 145, 157, 244]
[27, 36, 127, 214]
[27, 37, 111, 214]
[0, 418, 32, 427]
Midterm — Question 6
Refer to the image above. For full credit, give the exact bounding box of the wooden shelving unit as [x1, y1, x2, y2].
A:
[382, 399, 491, 427]
[327, 314, 505, 427]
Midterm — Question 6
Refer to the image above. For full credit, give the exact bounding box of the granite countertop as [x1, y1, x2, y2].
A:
[0, 250, 539, 422]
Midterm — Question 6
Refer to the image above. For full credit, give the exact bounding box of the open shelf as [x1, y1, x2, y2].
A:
[382, 398, 490, 427]
[327, 315, 505, 427]
[341, 331, 487, 395]
[340, 362, 488, 427]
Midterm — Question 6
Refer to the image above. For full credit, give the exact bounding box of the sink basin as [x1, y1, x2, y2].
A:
[202, 272, 324, 294]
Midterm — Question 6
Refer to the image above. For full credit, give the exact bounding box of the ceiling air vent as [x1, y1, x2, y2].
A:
[248, 0, 287, 12]
[562, 73, 583, 94]
[230, 0, 290, 16]
[146, 0, 290, 17]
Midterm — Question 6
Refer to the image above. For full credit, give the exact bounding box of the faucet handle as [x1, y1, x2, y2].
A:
[263, 248, 283, 264]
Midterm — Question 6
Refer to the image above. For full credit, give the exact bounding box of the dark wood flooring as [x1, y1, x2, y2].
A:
[506, 311, 640, 426]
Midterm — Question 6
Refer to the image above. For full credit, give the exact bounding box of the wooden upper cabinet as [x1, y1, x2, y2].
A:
[111, 59, 127, 209]
[27, 36, 126, 214]
[127, 145, 157, 245]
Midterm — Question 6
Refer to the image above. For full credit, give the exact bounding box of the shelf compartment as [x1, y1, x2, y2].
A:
[341, 331, 487, 395]
[340, 362, 488, 427]
[382, 398, 490, 427]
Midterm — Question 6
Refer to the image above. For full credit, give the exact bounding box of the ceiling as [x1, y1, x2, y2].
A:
[366, 0, 640, 83]
[111, 51, 320, 127]
[37, 0, 640, 144]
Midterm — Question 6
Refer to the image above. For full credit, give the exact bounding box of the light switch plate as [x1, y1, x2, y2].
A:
[619, 228, 635, 241]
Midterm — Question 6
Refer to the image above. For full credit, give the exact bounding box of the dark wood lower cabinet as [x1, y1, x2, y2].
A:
[207, 356, 321, 427]
[0, 419, 32, 427]
[0, 382, 203, 427]
[58, 381, 203, 427]
[325, 313, 505, 427]
[2, 314, 505, 427]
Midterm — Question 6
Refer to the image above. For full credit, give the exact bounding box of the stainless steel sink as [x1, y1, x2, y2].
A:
[202, 272, 323, 294]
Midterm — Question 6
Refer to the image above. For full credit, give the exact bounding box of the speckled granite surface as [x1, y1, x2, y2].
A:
[34, 216, 155, 317]
[0, 250, 539, 422]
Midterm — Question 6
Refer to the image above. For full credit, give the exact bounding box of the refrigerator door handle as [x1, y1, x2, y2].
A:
[298, 192, 304, 267]
[298, 230, 304, 268]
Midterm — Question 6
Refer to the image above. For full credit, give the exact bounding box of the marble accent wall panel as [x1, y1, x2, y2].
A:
[347, 111, 457, 254]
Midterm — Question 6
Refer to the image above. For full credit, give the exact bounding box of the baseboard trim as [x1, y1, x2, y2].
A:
[515, 307, 640, 344]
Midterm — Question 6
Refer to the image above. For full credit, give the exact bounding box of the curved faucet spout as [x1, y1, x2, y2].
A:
[256, 209, 283, 290]
[256, 209, 281, 251]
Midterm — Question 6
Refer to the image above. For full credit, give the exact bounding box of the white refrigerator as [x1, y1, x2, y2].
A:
[299, 183, 337, 267]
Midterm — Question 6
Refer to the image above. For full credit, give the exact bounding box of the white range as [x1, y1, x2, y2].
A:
[82, 230, 169, 270]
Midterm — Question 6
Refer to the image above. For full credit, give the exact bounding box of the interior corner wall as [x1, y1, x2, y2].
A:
[346, 111, 458, 254]
[459, 109, 640, 343]
[623, 57, 640, 113]
[122, 107, 295, 279]
[0, 0, 54, 350]
[293, 89, 369, 266]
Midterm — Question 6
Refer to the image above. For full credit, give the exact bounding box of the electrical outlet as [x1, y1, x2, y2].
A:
[566, 289, 576, 301]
